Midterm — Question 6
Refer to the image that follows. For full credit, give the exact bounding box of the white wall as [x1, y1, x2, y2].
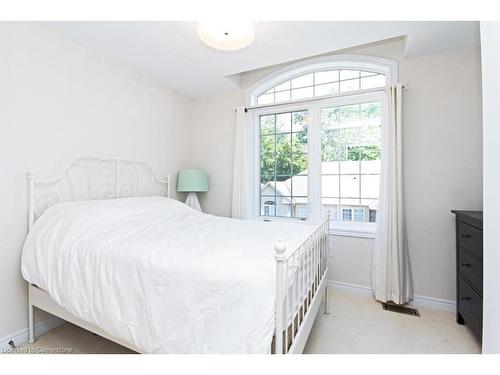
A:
[190, 39, 483, 302]
[0, 23, 192, 340]
[480, 21, 500, 354]
[190, 90, 245, 215]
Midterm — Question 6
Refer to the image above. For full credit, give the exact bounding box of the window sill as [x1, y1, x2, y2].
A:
[329, 223, 376, 239]
[256, 216, 376, 239]
[257, 216, 311, 224]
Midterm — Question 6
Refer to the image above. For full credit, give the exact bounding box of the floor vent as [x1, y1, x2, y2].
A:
[381, 302, 420, 317]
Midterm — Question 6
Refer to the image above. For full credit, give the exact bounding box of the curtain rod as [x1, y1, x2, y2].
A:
[240, 84, 407, 113]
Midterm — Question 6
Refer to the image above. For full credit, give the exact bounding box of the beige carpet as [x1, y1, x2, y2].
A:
[9, 289, 481, 354]
[303, 290, 481, 354]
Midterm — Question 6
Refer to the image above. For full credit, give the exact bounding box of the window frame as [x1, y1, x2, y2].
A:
[254, 102, 311, 223]
[247, 56, 396, 238]
[247, 55, 397, 106]
[252, 90, 386, 238]
[315, 91, 386, 238]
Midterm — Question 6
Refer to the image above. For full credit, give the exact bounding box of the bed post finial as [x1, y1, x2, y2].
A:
[274, 240, 286, 260]
[27, 170, 35, 231]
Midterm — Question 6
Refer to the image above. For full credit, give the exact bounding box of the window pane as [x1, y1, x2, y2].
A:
[315, 82, 339, 97]
[321, 160, 339, 174]
[275, 90, 291, 103]
[275, 133, 292, 177]
[275, 196, 292, 217]
[258, 93, 274, 104]
[291, 133, 307, 154]
[276, 112, 291, 133]
[292, 153, 308, 175]
[340, 160, 359, 174]
[361, 159, 380, 174]
[361, 102, 382, 126]
[321, 101, 381, 223]
[361, 74, 386, 89]
[339, 78, 360, 92]
[339, 105, 361, 127]
[291, 73, 313, 89]
[322, 175, 339, 197]
[321, 129, 343, 162]
[291, 86, 314, 100]
[292, 111, 308, 132]
[261, 174, 275, 188]
[340, 70, 360, 80]
[260, 114, 275, 135]
[315, 70, 339, 84]
[359, 125, 381, 146]
[291, 175, 308, 197]
[275, 80, 291, 92]
[361, 174, 380, 198]
[340, 175, 360, 199]
[257, 93, 274, 104]
[260, 134, 275, 154]
[339, 127, 361, 160]
[321, 107, 340, 130]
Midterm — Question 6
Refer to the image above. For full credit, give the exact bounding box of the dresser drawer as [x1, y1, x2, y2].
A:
[457, 220, 483, 259]
[458, 275, 483, 340]
[458, 249, 482, 295]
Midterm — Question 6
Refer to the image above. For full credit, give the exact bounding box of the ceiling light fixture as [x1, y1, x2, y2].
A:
[196, 21, 255, 51]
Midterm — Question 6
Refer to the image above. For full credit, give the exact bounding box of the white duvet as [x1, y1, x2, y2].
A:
[21, 197, 316, 353]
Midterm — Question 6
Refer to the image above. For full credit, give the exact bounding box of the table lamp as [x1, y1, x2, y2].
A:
[177, 169, 208, 212]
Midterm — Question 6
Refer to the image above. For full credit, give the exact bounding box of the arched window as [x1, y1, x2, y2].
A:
[248, 55, 396, 106]
[256, 69, 386, 105]
[247, 55, 396, 237]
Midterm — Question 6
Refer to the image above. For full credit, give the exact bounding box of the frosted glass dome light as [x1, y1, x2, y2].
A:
[196, 21, 255, 51]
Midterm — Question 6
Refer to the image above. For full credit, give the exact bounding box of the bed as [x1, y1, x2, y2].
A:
[21, 157, 329, 354]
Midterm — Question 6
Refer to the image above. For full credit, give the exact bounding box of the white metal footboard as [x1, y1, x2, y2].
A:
[274, 216, 330, 354]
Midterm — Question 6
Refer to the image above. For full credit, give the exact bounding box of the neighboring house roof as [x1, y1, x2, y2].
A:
[261, 161, 380, 209]
[261, 177, 305, 204]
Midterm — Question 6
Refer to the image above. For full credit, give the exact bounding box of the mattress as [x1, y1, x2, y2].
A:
[21, 197, 316, 353]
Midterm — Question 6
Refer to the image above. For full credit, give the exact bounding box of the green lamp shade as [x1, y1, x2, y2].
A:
[177, 169, 208, 192]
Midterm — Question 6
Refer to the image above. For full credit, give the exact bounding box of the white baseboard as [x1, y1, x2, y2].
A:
[329, 280, 373, 297]
[328, 280, 456, 312]
[408, 294, 456, 312]
[0, 315, 66, 352]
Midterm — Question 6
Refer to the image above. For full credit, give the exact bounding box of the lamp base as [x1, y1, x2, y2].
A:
[185, 192, 202, 212]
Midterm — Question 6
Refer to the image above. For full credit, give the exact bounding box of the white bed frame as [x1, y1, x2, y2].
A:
[26, 157, 329, 354]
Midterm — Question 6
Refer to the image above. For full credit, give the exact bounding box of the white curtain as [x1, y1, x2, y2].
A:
[372, 84, 412, 305]
[231, 106, 249, 219]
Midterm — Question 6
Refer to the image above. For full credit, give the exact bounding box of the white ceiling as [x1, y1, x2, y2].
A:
[45, 21, 479, 98]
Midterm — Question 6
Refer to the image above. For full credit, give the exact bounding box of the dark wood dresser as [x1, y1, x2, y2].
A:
[451, 210, 483, 343]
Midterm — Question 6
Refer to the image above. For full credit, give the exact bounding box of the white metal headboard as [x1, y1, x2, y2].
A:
[27, 157, 171, 230]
